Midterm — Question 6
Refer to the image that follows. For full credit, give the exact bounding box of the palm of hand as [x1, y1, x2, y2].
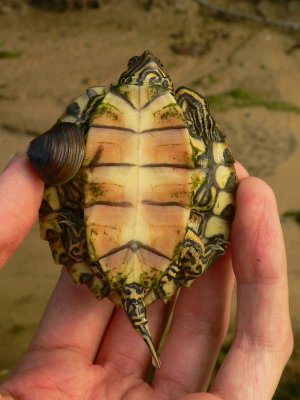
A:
[0, 158, 293, 400]
[0, 348, 215, 400]
[1, 270, 230, 400]
[3, 348, 158, 400]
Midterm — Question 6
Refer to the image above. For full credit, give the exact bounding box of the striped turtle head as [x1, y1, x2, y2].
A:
[118, 50, 174, 93]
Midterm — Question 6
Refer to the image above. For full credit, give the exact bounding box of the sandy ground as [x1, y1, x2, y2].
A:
[0, 0, 299, 394]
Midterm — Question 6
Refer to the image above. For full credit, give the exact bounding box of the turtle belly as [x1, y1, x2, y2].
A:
[83, 85, 193, 300]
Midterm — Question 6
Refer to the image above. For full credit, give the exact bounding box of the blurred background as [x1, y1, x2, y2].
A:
[0, 0, 299, 397]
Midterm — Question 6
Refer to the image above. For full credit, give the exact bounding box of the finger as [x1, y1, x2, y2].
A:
[29, 268, 114, 362]
[0, 153, 44, 268]
[234, 160, 249, 180]
[96, 299, 167, 378]
[210, 177, 293, 400]
[152, 161, 247, 396]
[153, 251, 234, 397]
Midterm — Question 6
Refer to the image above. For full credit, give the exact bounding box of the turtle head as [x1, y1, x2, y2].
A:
[118, 50, 174, 93]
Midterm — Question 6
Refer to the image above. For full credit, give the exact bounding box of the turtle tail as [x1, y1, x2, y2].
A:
[122, 284, 161, 369]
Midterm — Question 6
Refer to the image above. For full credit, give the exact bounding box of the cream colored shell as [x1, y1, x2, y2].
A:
[83, 85, 193, 292]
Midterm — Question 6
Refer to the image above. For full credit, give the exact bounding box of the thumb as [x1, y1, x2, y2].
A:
[0, 153, 43, 268]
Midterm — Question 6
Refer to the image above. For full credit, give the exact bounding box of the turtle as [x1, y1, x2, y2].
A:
[27, 50, 238, 368]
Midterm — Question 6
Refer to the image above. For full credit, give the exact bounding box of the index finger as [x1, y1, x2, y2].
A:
[0, 153, 44, 268]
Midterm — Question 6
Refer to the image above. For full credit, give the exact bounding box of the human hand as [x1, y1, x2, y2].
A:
[0, 155, 293, 400]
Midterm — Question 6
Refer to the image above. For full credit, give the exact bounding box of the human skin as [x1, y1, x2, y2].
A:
[0, 155, 293, 400]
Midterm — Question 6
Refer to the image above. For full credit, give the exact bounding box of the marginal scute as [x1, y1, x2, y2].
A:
[215, 165, 234, 189]
[193, 184, 217, 211]
[69, 262, 93, 285]
[190, 136, 206, 155]
[66, 102, 81, 118]
[39, 211, 62, 239]
[205, 216, 230, 240]
[213, 191, 235, 215]
[43, 186, 61, 211]
[213, 142, 231, 164]
[188, 211, 203, 233]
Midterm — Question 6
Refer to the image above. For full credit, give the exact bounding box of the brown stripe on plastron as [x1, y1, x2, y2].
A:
[88, 145, 104, 171]
[86, 162, 136, 168]
[140, 125, 186, 133]
[85, 201, 133, 208]
[90, 124, 137, 133]
[142, 200, 188, 209]
[98, 240, 172, 261]
[141, 163, 193, 170]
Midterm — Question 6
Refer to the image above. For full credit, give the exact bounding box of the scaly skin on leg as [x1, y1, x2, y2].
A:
[178, 229, 226, 288]
[156, 262, 181, 303]
[156, 228, 226, 302]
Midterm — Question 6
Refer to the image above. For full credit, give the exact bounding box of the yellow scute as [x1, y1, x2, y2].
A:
[85, 205, 135, 260]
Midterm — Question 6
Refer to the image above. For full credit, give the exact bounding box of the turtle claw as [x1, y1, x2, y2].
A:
[122, 283, 161, 369]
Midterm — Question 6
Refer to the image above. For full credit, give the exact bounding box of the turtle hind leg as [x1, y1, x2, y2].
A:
[156, 262, 181, 303]
[122, 283, 161, 369]
[179, 229, 226, 288]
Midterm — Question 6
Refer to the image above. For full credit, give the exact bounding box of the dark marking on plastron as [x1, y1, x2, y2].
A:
[86, 201, 133, 208]
[87, 162, 136, 168]
[141, 125, 186, 134]
[91, 124, 137, 133]
[89, 145, 104, 171]
[141, 163, 193, 170]
[99, 240, 171, 261]
[142, 200, 187, 208]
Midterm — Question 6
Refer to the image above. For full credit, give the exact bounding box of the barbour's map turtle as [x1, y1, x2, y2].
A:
[27, 50, 238, 368]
